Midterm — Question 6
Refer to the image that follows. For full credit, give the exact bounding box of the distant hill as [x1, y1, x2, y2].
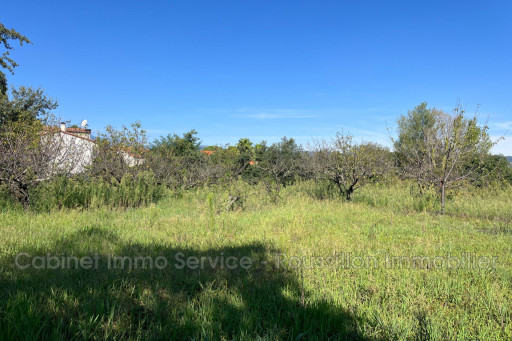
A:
[507, 156, 512, 162]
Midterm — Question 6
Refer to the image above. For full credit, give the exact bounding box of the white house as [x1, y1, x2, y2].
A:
[51, 122, 142, 174]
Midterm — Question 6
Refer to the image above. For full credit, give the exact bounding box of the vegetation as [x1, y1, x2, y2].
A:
[0, 22, 30, 96]
[311, 132, 393, 201]
[394, 103, 493, 213]
[0, 117, 64, 208]
[1, 182, 511, 339]
[1, 20, 511, 340]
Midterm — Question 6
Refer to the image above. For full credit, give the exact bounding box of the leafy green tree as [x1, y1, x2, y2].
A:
[236, 138, 259, 182]
[0, 86, 58, 126]
[203, 145, 221, 152]
[394, 103, 493, 213]
[151, 130, 200, 157]
[148, 130, 227, 189]
[236, 138, 254, 163]
[394, 102, 437, 179]
[468, 154, 512, 187]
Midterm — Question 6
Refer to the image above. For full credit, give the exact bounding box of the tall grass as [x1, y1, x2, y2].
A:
[0, 180, 511, 339]
[30, 171, 165, 211]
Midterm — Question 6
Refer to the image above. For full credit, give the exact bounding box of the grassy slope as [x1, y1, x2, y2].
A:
[0, 183, 511, 340]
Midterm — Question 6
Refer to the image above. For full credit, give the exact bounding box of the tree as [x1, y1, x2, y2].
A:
[394, 103, 493, 213]
[236, 138, 254, 165]
[467, 154, 512, 187]
[90, 122, 148, 182]
[394, 102, 436, 178]
[312, 132, 393, 200]
[257, 137, 304, 187]
[0, 117, 79, 208]
[0, 86, 58, 126]
[151, 130, 201, 157]
[148, 130, 210, 189]
[236, 138, 259, 182]
[0, 22, 31, 95]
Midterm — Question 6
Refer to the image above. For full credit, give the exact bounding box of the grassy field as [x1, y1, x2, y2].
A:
[0, 182, 511, 340]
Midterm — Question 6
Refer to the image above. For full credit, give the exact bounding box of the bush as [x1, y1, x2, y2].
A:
[0, 184, 19, 211]
[30, 171, 165, 211]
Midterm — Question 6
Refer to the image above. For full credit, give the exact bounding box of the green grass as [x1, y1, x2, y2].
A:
[0, 182, 511, 340]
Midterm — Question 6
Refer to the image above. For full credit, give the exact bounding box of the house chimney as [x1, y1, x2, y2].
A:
[60, 122, 66, 132]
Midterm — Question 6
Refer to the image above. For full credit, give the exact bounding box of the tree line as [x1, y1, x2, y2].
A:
[1, 22, 511, 212]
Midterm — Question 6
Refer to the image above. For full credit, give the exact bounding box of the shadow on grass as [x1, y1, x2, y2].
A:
[0, 225, 370, 340]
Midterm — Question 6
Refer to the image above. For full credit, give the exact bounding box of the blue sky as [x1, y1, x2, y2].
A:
[2, 0, 511, 154]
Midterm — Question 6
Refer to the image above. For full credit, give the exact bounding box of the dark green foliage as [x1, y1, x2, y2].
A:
[151, 129, 201, 157]
[235, 138, 258, 181]
[395, 103, 436, 150]
[0, 72, 6, 95]
[0, 22, 30, 97]
[148, 130, 214, 189]
[0, 86, 58, 126]
[468, 154, 512, 187]
[0, 22, 31, 74]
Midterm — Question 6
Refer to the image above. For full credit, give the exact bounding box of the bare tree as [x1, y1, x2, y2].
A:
[256, 138, 305, 186]
[253, 138, 306, 201]
[90, 122, 148, 182]
[311, 132, 393, 200]
[149, 152, 228, 190]
[0, 117, 80, 208]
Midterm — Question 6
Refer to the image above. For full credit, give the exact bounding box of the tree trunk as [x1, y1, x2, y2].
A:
[345, 187, 354, 201]
[13, 184, 31, 210]
[440, 181, 446, 214]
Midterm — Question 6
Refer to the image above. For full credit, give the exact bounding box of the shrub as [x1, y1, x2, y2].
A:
[30, 171, 164, 211]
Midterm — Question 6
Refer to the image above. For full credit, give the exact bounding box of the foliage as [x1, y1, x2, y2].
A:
[0, 22, 31, 74]
[1, 182, 511, 339]
[311, 131, 393, 200]
[235, 137, 258, 181]
[90, 122, 148, 182]
[0, 22, 31, 95]
[256, 137, 305, 187]
[151, 129, 200, 157]
[30, 171, 164, 211]
[394, 103, 493, 213]
[0, 116, 77, 208]
[467, 154, 512, 187]
[0, 86, 58, 127]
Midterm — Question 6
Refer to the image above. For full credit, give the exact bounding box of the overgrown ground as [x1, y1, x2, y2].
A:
[0, 182, 511, 340]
